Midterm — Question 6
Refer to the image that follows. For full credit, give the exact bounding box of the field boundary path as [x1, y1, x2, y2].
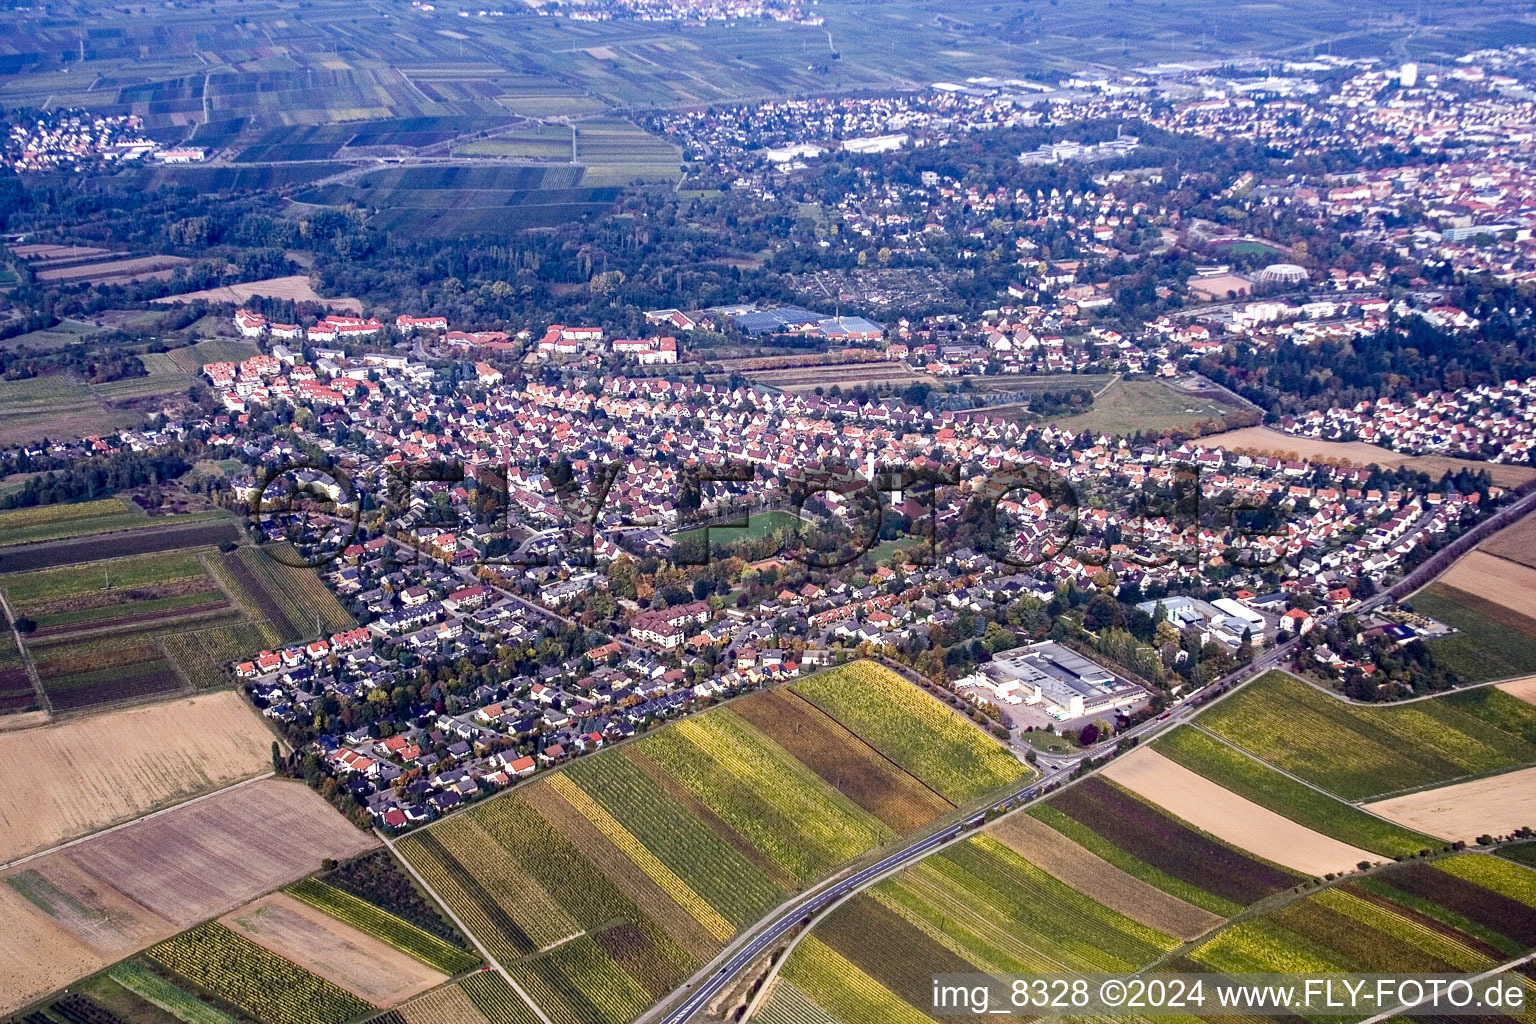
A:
[1357, 948, 1536, 1024]
[0, 588, 48, 715]
[0, 770, 273, 873]
[378, 828, 557, 1024]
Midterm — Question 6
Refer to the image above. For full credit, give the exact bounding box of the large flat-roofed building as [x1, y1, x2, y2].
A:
[975, 641, 1145, 720]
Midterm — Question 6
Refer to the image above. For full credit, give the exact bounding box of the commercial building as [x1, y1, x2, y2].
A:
[968, 641, 1145, 720]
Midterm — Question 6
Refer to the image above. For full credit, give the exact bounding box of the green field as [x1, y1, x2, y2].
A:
[1047, 379, 1242, 436]
[1411, 583, 1536, 682]
[674, 509, 803, 548]
[398, 665, 1027, 1024]
[1196, 672, 1536, 800]
[285, 877, 483, 975]
[1154, 726, 1439, 857]
[0, 497, 146, 547]
[791, 661, 1031, 804]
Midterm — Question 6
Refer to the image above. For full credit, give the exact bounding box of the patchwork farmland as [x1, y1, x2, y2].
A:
[396, 661, 1031, 1024]
[0, 779, 376, 1016]
[756, 775, 1536, 1024]
[0, 539, 353, 713]
[1194, 671, 1536, 800]
[0, 690, 275, 863]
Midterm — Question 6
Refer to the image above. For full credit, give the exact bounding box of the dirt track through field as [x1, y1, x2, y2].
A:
[0, 691, 275, 864]
[223, 892, 447, 1006]
[1102, 748, 1379, 875]
[1363, 766, 1536, 842]
[987, 813, 1221, 940]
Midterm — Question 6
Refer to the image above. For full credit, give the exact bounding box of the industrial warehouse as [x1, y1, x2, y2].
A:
[964, 641, 1147, 720]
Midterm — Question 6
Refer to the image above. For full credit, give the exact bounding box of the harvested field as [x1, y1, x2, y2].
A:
[221, 892, 447, 1007]
[1199, 426, 1536, 487]
[152, 275, 361, 312]
[729, 688, 953, 832]
[1363, 766, 1536, 842]
[0, 879, 105, 1015]
[60, 778, 376, 927]
[986, 813, 1222, 941]
[1479, 513, 1536, 570]
[34, 254, 190, 284]
[1101, 748, 1379, 875]
[0, 779, 370, 1015]
[398, 983, 492, 1024]
[1437, 550, 1536, 622]
[1498, 676, 1536, 705]
[0, 691, 274, 864]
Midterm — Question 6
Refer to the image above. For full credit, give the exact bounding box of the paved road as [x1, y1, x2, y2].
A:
[649, 638, 1300, 1024]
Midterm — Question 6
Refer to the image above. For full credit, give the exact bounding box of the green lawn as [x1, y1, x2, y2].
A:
[675, 509, 803, 547]
[1048, 379, 1237, 436]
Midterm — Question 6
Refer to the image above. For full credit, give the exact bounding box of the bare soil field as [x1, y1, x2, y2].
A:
[398, 983, 491, 1024]
[0, 778, 372, 1015]
[1479, 515, 1536, 571]
[152, 275, 362, 312]
[1437, 550, 1536, 622]
[1199, 426, 1536, 487]
[1363, 766, 1536, 841]
[1101, 748, 1378, 875]
[64, 778, 377, 927]
[1497, 676, 1536, 705]
[0, 691, 275, 865]
[222, 892, 447, 1006]
[0, 880, 106, 1015]
[987, 813, 1221, 940]
[1199, 426, 1411, 465]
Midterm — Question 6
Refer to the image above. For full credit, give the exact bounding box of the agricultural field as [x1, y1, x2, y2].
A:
[1412, 582, 1536, 682]
[1046, 378, 1245, 435]
[295, 165, 622, 237]
[0, 690, 274, 863]
[0, 373, 144, 445]
[0, 547, 247, 710]
[398, 665, 1024, 1024]
[1153, 726, 1438, 858]
[1196, 672, 1536, 800]
[0, 514, 236, 572]
[0, 779, 374, 1015]
[1101, 748, 1382, 875]
[225, 544, 356, 641]
[285, 876, 482, 976]
[220, 892, 449, 1007]
[1435, 549, 1536, 628]
[165, 339, 259, 374]
[144, 921, 373, 1024]
[152, 275, 361, 314]
[394, 973, 542, 1024]
[790, 661, 1032, 804]
[0, 628, 33, 714]
[1185, 854, 1536, 976]
[1363, 766, 1536, 843]
[1031, 777, 1302, 913]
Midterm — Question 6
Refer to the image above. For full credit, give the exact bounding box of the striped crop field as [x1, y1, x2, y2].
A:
[1196, 671, 1536, 800]
[285, 876, 483, 975]
[757, 818, 1536, 1023]
[396, 661, 1027, 1024]
[1153, 726, 1438, 857]
[791, 661, 1031, 803]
